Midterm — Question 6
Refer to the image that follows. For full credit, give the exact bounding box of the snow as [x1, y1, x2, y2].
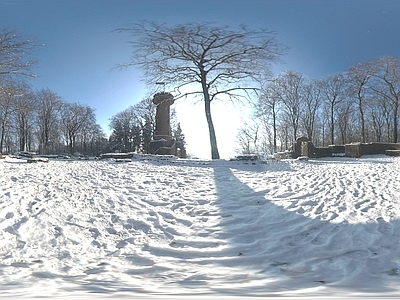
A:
[1, 154, 400, 299]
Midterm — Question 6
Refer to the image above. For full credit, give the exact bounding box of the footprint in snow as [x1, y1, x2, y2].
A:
[89, 227, 101, 238]
[5, 212, 14, 219]
[376, 217, 393, 235]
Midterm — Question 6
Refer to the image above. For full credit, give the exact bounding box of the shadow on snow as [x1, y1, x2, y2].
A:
[211, 161, 400, 296]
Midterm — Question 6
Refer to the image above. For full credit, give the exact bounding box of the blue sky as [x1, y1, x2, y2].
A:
[1, 0, 400, 158]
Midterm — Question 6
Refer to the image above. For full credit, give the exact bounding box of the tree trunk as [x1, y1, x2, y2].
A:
[293, 123, 297, 141]
[272, 108, 277, 153]
[0, 108, 10, 154]
[358, 97, 366, 143]
[0, 120, 5, 154]
[201, 69, 220, 159]
[44, 126, 50, 154]
[330, 104, 335, 145]
[204, 97, 220, 159]
[69, 134, 74, 154]
[393, 98, 398, 143]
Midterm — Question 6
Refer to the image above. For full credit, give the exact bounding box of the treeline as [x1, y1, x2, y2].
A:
[0, 28, 107, 156]
[1, 28, 185, 157]
[0, 79, 185, 156]
[0, 79, 107, 155]
[237, 56, 400, 156]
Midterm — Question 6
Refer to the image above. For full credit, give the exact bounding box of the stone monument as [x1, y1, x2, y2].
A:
[150, 92, 186, 158]
[153, 92, 174, 140]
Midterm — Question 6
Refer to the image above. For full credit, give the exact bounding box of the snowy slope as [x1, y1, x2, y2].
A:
[1, 154, 400, 299]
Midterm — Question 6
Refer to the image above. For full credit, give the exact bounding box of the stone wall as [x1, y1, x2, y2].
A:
[330, 145, 345, 155]
[280, 138, 400, 159]
[345, 142, 400, 158]
[313, 147, 332, 158]
[291, 137, 335, 158]
[385, 150, 400, 156]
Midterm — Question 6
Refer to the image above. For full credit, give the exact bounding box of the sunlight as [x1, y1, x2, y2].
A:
[174, 99, 249, 159]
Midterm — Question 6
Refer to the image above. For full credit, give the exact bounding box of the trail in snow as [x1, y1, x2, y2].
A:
[0, 155, 400, 298]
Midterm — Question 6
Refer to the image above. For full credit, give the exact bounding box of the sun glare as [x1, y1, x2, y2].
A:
[175, 99, 247, 159]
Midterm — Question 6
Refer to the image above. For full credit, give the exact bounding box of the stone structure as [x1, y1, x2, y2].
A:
[292, 137, 311, 159]
[287, 137, 343, 159]
[153, 92, 175, 139]
[385, 149, 400, 156]
[149, 93, 186, 158]
[345, 142, 400, 158]
[280, 137, 400, 159]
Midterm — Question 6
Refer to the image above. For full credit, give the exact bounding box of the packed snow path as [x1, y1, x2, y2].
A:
[1, 155, 400, 298]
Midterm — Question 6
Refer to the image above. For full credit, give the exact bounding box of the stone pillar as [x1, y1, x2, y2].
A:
[153, 92, 174, 140]
[293, 137, 310, 158]
[150, 93, 175, 155]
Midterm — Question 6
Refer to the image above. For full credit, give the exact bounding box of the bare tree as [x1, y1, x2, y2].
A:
[13, 85, 36, 151]
[347, 62, 376, 143]
[257, 83, 281, 153]
[35, 88, 63, 154]
[0, 79, 25, 153]
[321, 74, 348, 145]
[85, 123, 107, 155]
[117, 22, 285, 159]
[0, 28, 39, 78]
[369, 57, 400, 143]
[336, 99, 355, 145]
[301, 80, 322, 143]
[61, 103, 95, 154]
[272, 71, 305, 141]
[369, 95, 389, 142]
[236, 120, 259, 155]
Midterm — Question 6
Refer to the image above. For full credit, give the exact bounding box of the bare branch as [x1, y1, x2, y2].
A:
[0, 28, 40, 79]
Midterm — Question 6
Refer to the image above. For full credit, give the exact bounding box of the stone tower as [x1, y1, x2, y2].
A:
[149, 92, 186, 158]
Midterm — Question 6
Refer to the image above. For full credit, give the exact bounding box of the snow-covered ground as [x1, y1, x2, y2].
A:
[1, 154, 400, 299]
